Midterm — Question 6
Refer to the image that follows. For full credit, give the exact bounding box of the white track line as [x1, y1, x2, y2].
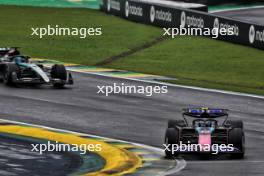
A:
[210, 5, 264, 13]
[188, 160, 264, 164]
[70, 70, 264, 100]
[0, 118, 186, 175]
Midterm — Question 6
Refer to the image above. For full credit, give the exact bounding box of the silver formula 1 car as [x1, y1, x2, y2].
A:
[164, 108, 245, 158]
[0, 55, 73, 88]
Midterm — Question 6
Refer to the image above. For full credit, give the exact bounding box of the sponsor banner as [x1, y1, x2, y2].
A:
[180, 11, 206, 29]
[179, 11, 245, 44]
[100, 0, 264, 50]
[148, 5, 179, 28]
[248, 25, 264, 47]
[124, 0, 146, 22]
[101, 0, 125, 16]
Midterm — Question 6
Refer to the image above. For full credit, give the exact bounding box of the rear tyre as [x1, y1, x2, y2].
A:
[226, 120, 244, 129]
[3, 64, 19, 86]
[51, 64, 67, 88]
[168, 120, 186, 128]
[228, 128, 245, 159]
[164, 128, 179, 158]
[0, 64, 5, 82]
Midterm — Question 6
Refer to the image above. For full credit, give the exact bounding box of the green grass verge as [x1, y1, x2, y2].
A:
[0, 5, 161, 65]
[0, 5, 264, 95]
[107, 36, 264, 95]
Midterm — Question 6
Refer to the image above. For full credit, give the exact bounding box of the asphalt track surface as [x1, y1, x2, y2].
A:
[0, 136, 81, 176]
[214, 7, 264, 25]
[0, 72, 264, 175]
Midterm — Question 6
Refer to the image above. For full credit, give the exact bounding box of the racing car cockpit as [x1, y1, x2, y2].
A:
[4, 55, 30, 64]
[192, 112, 218, 128]
[13, 55, 29, 64]
[193, 119, 218, 128]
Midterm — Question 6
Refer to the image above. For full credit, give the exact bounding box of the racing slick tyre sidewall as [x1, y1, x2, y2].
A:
[3, 64, 19, 86]
[168, 120, 186, 128]
[165, 128, 180, 158]
[226, 120, 244, 129]
[228, 128, 245, 159]
[51, 64, 67, 88]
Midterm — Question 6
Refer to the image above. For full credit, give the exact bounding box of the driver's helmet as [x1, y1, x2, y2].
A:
[7, 48, 20, 57]
[200, 112, 217, 127]
[200, 112, 210, 118]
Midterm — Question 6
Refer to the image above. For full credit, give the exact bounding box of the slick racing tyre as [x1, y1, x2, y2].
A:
[3, 63, 19, 86]
[164, 128, 180, 158]
[226, 120, 244, 129]
[51, 64, 67, 88]
[228, 128, 245, 159]
[168, 120, 186, 128]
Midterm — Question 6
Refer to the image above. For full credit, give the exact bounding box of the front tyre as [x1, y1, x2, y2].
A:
[168, 120, 186, 128]
[228, 128, 245, 159]
[51, 64, 67, 88]
[3, 64, 19, 86]
[165, 128, 179, 158]
[226, 120, 244, 129]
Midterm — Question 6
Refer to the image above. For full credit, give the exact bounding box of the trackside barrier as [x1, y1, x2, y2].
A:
[100, 0, 264, 50]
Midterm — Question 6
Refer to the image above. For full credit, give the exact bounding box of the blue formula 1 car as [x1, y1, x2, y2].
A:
[0, 55, 73, 88]
[164, 108, 245, 158]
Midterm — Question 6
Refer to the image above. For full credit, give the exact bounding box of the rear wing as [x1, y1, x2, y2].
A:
[182, 108, 229, 118]
[0, 47, 11, 56]
[0, 47, 20, 57]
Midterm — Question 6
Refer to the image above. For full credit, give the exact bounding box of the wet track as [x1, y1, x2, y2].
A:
[0, 72, 264, 175]
[213, 7, 264, 25]
[0, 136, 81, 176]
